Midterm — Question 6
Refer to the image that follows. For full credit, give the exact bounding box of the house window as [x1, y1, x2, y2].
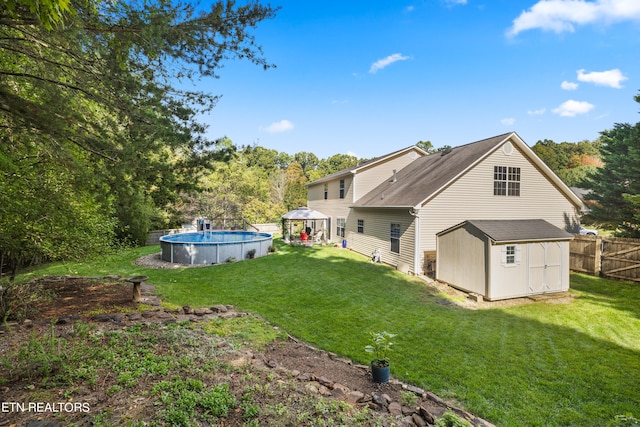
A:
[390, 223, 400, 254]
[339, 179, 345, 199]
[324, 183, 328, 200]
[357, 219, 364, 233]
[336, 217, 345, 238]
[502, 244, 520, 266]
[494, 166, 520, 196]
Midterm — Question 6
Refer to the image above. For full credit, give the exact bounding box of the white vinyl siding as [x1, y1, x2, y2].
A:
[346, 208, 416, 270]
[420, 142, 581, 252]
[308, 175, 355, 241]
[353, 150, 423, 201]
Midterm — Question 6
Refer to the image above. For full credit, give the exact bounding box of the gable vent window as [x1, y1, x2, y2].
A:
[494, 166, 520, 196]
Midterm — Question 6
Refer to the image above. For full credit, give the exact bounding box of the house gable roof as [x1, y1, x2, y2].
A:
[306, 145, 427, 186]
[438, 219, 574, 243]
[352, 132, 584, 210]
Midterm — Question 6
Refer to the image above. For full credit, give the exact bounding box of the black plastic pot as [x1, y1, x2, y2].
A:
[370, 360, 390, 383]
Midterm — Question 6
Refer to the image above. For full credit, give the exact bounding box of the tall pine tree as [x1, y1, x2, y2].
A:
[586, 92, 640, 237]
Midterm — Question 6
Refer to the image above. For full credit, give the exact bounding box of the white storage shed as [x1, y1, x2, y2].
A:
[436, 219, 574, 300]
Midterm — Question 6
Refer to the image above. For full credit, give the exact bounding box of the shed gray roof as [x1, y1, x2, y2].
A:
[353, 133, 513, 208]
[438, 219, 574, 243]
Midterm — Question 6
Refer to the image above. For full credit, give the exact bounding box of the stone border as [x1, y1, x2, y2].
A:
[3, 277, 496, 427]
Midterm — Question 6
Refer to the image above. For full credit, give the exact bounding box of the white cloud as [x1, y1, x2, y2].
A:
[577, 68, 628, 88]
[262, 119, 294, 134]
[443, 0, 467, 5]
[528, 108, 546, 115]
[501, 118, 516, 126]
[369, 53, 411, 74]
[561, 81, 579, 90]
[552, 99, 595, 117]
[507, 0, 640, 37]
[331, 99, 349, 105]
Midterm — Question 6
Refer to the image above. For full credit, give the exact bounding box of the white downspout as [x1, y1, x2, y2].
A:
[409, 207, 421, 275]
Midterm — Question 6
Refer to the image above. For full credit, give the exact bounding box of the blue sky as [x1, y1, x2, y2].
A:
[199, 0, 640, 159]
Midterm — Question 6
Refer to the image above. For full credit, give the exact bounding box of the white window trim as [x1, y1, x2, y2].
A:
[501, 244, 521, 267]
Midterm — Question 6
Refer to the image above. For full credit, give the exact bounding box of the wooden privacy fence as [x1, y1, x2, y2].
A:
[570, 235, 640, 282]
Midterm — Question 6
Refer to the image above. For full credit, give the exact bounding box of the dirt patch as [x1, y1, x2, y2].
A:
[34, 276, 140, 319]
[0, 277, 493, 426]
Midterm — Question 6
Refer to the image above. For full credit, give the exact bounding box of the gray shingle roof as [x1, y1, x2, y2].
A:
[440, 219, 574, 243]
[307, 145, 425, 186]
[353, 133, 513, 207]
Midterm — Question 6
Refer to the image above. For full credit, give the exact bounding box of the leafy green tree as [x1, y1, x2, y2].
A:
[293, 152, 320, 179]
[284, 162, 307, 211]
[586, 94, 640, 236]
[416, 140, 434, 153]
[532, 139, 571, 173]
[532, 138, 602, 186]
[3, 0, 75, 30]
[0, 0, 278, 273]
[0, 134, 115, 279]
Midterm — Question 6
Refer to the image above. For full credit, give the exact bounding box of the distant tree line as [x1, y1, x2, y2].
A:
[173, 140, 361, 227]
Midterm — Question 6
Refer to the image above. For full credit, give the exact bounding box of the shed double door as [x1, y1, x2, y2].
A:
[528, 242, 562, 294]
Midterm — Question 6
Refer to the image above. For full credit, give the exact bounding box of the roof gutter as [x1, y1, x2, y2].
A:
[488, 237, 574, 245]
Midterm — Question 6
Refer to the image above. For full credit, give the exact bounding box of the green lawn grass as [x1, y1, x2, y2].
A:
[22, 243, 640, 426]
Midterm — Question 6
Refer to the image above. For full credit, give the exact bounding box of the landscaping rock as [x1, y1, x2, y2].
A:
[211, 304, 228, 313]
[91, 314, 111, 322]
[347, 390, 365, 404]
[372, 392, 389, 410]
[127, 312, 142, 321]
[418, 406, 436, 424]
[154, 311, 174, 320]
[388, 401, 403, 416]
[412, 412, 428, 427]
[318, 376, 334, 388]
[403, 384, 426, 396]
[110, 313, 125, 322]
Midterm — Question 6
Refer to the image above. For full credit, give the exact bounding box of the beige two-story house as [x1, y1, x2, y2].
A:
[307, 132, 584, 277]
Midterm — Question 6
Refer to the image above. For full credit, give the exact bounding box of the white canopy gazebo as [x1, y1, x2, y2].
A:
[281, 207, 328, 243]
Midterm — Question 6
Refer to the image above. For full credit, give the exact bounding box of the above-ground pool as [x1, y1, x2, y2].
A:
[160, 231, 272, 265]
